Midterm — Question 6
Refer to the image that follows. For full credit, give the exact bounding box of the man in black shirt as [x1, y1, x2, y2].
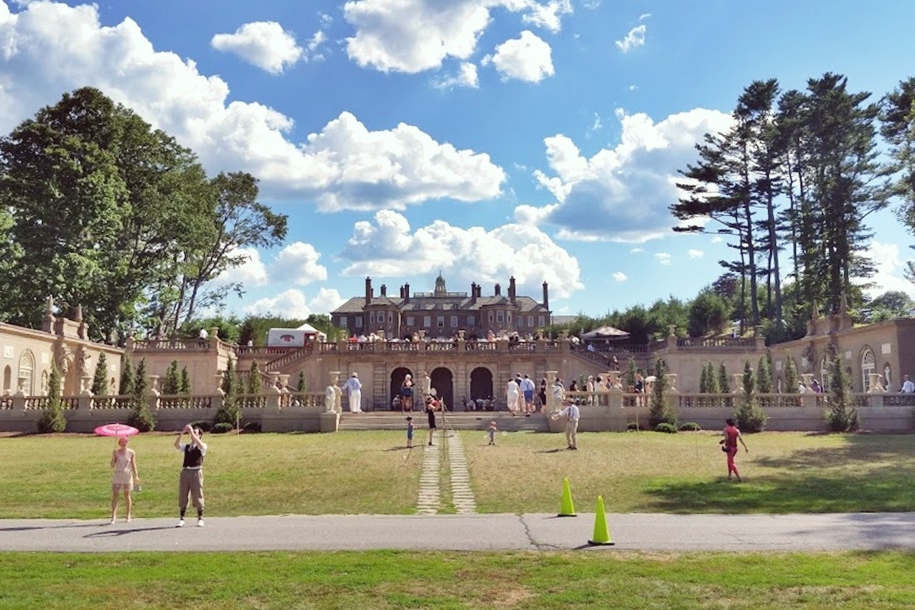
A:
[174, 424, 208, 528]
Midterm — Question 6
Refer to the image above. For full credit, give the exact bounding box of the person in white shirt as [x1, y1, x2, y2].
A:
[551, 400, 580, 450]
[519, 374, 536, 415]
[901, 375, 915, 393]
[342, 372, 363, 412]
[506, 378, 521, 415]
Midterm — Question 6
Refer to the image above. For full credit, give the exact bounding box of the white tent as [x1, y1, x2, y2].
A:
[297, 323, 327, 342]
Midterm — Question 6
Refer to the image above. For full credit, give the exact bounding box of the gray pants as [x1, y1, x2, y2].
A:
[179, 468, 205, 515]
[565, 420, 579, 449]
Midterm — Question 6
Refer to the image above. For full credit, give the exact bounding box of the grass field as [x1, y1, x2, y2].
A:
[3, 430, 915, 609]
[2, 550, 914, 609]
[2, 430, 914, 518]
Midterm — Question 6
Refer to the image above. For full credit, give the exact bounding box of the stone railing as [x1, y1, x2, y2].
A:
[675, 337, 761, 350]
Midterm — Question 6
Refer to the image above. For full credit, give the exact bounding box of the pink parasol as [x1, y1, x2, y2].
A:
[94, 423, 140, 438]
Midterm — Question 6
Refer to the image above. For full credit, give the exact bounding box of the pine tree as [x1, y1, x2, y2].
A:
[296, 370, 307, 392]
[648, 357, 676, 428]
[757, 353, 773, 393]
[162, 360, 181, 395]
[179, 366, 191, 395]
[37, 361, 67, 433]
[91, 352, 109, 395]
[699, 362, 710, 393]
[248, 360, 263, 395]
[735, 360, 767, 432]
[119, 355, 134, 395]
[783, 354, 799, 394]
[126, 359, 156, 432]
[718, 362, 730, 393]
[215, 358, 241, 428]
[706, 362, 720, 394]
[625, 357, 638, 390]
[825, 346, 858, 432]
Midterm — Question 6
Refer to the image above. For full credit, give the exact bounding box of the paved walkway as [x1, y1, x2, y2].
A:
[3, 512, 915, 553]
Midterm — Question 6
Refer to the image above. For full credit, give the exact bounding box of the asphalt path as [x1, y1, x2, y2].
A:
[3, 512, 915, 553]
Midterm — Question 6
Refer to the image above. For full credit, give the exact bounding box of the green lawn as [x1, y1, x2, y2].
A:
[1, 550, 914, 609]
[2, 430, 914, 518]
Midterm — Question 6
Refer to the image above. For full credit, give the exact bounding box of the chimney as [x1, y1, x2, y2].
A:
[509, 276, 516, 303]
[400, 285, 404, 298]
[542, 281, 549, 311]
[494, 283, 501, 296]
[471, 282, 477, 304]
[404, 283, 410, 303]
[365, 277, 372, 305]
[476, 285, 482, 298]
[380, 284, 387, 297]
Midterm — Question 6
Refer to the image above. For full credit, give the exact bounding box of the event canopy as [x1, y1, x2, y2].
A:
[581, 326, 630, 340]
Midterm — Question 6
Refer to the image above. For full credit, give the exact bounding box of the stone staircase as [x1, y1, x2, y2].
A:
[338, 410, 550, 432]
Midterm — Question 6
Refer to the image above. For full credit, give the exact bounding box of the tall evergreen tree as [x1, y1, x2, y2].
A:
[248, 360, 263, 395]
[215, 358, 241, 428]
[783, 354, 800, 394]
[162, 360, 181, 395]
[179, 366, 192, 395]
[825, 346, 858, 432]
[296, 371, 307, 393]
[649, 357, 677, 428]
[91, 352, 109, 396]
[735, 360, 767, 432]
[718, 362, 731, 394]
[127, 359, 155, 432]
[118, 355, 134, 395]
[37, 362, 66, 433]
[757, 353, 773, 393]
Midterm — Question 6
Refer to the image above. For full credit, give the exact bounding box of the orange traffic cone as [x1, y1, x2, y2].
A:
[588, 495, 614, 545]
[558, 477, 576, 517]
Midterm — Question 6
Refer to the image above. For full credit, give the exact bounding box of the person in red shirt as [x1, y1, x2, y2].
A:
[721, 418, 749, 482]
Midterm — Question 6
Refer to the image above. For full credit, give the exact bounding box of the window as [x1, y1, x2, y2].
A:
[406, 316, 414, 327]
[467, 315, 475, 326]
[369, 312, 375, 323]
[489, 313, 494, 322]
[861, 347, 876, 392]
[437, 316, 445, 328]
[339, 316, 347, 328]
[388, 312, 393, 323]
[355, 317, 363, 328]
[496, 312, 504, 323]
[527, 315, 533, 327]
[450, 316, 458, 328]
[538, 315, 545, 327]
[424, 316, 431, 328]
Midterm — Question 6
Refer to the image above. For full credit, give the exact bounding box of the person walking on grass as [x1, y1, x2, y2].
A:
[109, 436, 139, 524]
[425, 396, 439, 446]
[551, 399, 580, 450]
[488, 421, 498, 445]
[175, 424, 208, 527]
[721, 418, 749, 482]
[406, 416, 415, 448]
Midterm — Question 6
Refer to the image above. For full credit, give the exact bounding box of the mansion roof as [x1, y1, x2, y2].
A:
[332, 294, 549, 315]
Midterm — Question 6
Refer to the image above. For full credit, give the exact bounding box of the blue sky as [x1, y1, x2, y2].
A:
[2, 0, 914, 320]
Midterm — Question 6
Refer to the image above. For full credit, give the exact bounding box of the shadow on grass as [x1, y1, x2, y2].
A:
[0, 522, 102, 532]
[538, 448, 568, 454]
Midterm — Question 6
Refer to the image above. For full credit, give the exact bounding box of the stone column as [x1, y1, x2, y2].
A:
[732, 373, 743, 393]
[215, 373, 226, 395]
[546, 370, 558, 411]
[80, 375, 93, 394]
[664, 373, 678, 392]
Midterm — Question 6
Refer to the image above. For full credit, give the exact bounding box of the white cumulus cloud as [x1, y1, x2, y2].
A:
[0, 2, 506, 212]
[858, 241, 915, 300]
[243, 287, 346, 318]
[615, 24, 646, 53]
[433, 62, 479, 89]
[342, 0, 571, 74]
[484, 30, 554, 83]
[524, 107, 732, 242]
[211, 21, 303, 74]
[612, 271, 627, 282]
[340, 210, 583, 299]
[655, 252, 671, 265]
[688, 249, 704, 259]
[213, 248, 268, 286]
[270, 242, 328, 285]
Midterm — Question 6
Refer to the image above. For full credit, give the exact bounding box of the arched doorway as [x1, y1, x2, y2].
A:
[470, 367, 493, 402]
[430, 367, 453, 410]
[860, 347, 875, 392]
[3, 365, 11, 394]
[390, 367, 413, 410]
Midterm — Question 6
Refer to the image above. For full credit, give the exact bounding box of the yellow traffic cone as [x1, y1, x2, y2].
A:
[558, 477, 576, 517]
[588, 495, 614, 545]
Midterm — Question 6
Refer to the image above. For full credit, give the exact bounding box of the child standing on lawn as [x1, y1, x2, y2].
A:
[488, 421, 498, 445]
[406, 416, 415, 448]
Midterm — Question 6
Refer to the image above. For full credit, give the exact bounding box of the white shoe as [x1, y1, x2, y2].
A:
[108, 518, 116, 525]
[176, 519, 185, 528]
[197, 519, 205, 527]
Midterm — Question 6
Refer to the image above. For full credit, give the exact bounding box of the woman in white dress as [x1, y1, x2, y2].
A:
[506, 378, 521, 415]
